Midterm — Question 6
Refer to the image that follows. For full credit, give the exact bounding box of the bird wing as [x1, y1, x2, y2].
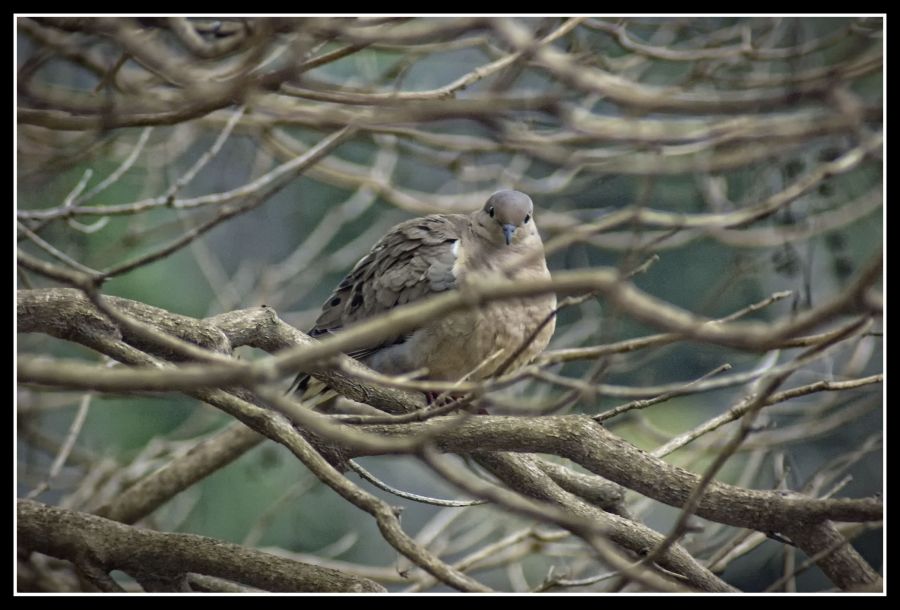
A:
[307, 213, 466, 361]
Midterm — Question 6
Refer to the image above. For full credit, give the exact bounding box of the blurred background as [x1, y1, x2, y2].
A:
[17, 16, 883, 592]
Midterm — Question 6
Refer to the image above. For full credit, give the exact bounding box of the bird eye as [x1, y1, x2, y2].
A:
[524, 214, 531, 223]
[488, 206, 495, 218]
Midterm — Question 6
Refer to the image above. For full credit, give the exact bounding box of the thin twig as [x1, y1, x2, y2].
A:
[348, 459, 486, 507]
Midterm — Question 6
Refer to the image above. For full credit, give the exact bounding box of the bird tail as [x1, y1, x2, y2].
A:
[288, 373, 340, 412]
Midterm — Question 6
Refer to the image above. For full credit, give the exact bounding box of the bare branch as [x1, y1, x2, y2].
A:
[17, 499, 385, 592]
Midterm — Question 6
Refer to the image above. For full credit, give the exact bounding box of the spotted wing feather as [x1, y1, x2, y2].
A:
[308, 213, 465, 361]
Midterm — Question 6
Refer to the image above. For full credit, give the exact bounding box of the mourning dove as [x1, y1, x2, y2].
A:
[294, 189, 555, 399]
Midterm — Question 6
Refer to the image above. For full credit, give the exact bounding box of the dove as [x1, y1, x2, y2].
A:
[294, 189, 555, 400]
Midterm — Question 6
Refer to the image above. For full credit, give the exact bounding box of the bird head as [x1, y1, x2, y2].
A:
[476, 190, 536, 247]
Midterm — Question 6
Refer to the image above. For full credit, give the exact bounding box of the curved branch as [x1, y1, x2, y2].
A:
[358, 415, 883, 531]
[17, 499, 385, 592]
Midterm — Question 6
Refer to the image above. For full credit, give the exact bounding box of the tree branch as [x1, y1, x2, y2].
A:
[17, 499, 385, 592]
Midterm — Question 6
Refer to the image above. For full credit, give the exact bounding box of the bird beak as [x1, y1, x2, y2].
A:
[502, 224, 516, 245]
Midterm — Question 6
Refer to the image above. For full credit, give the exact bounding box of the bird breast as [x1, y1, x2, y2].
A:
[368, 294, 556, 382]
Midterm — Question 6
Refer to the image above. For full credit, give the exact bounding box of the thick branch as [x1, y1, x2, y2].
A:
[782, 521, 882, 591]
[17, 499, 384, 592]
[94, 424, 263, 524]
[358, 415, 882, 531]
